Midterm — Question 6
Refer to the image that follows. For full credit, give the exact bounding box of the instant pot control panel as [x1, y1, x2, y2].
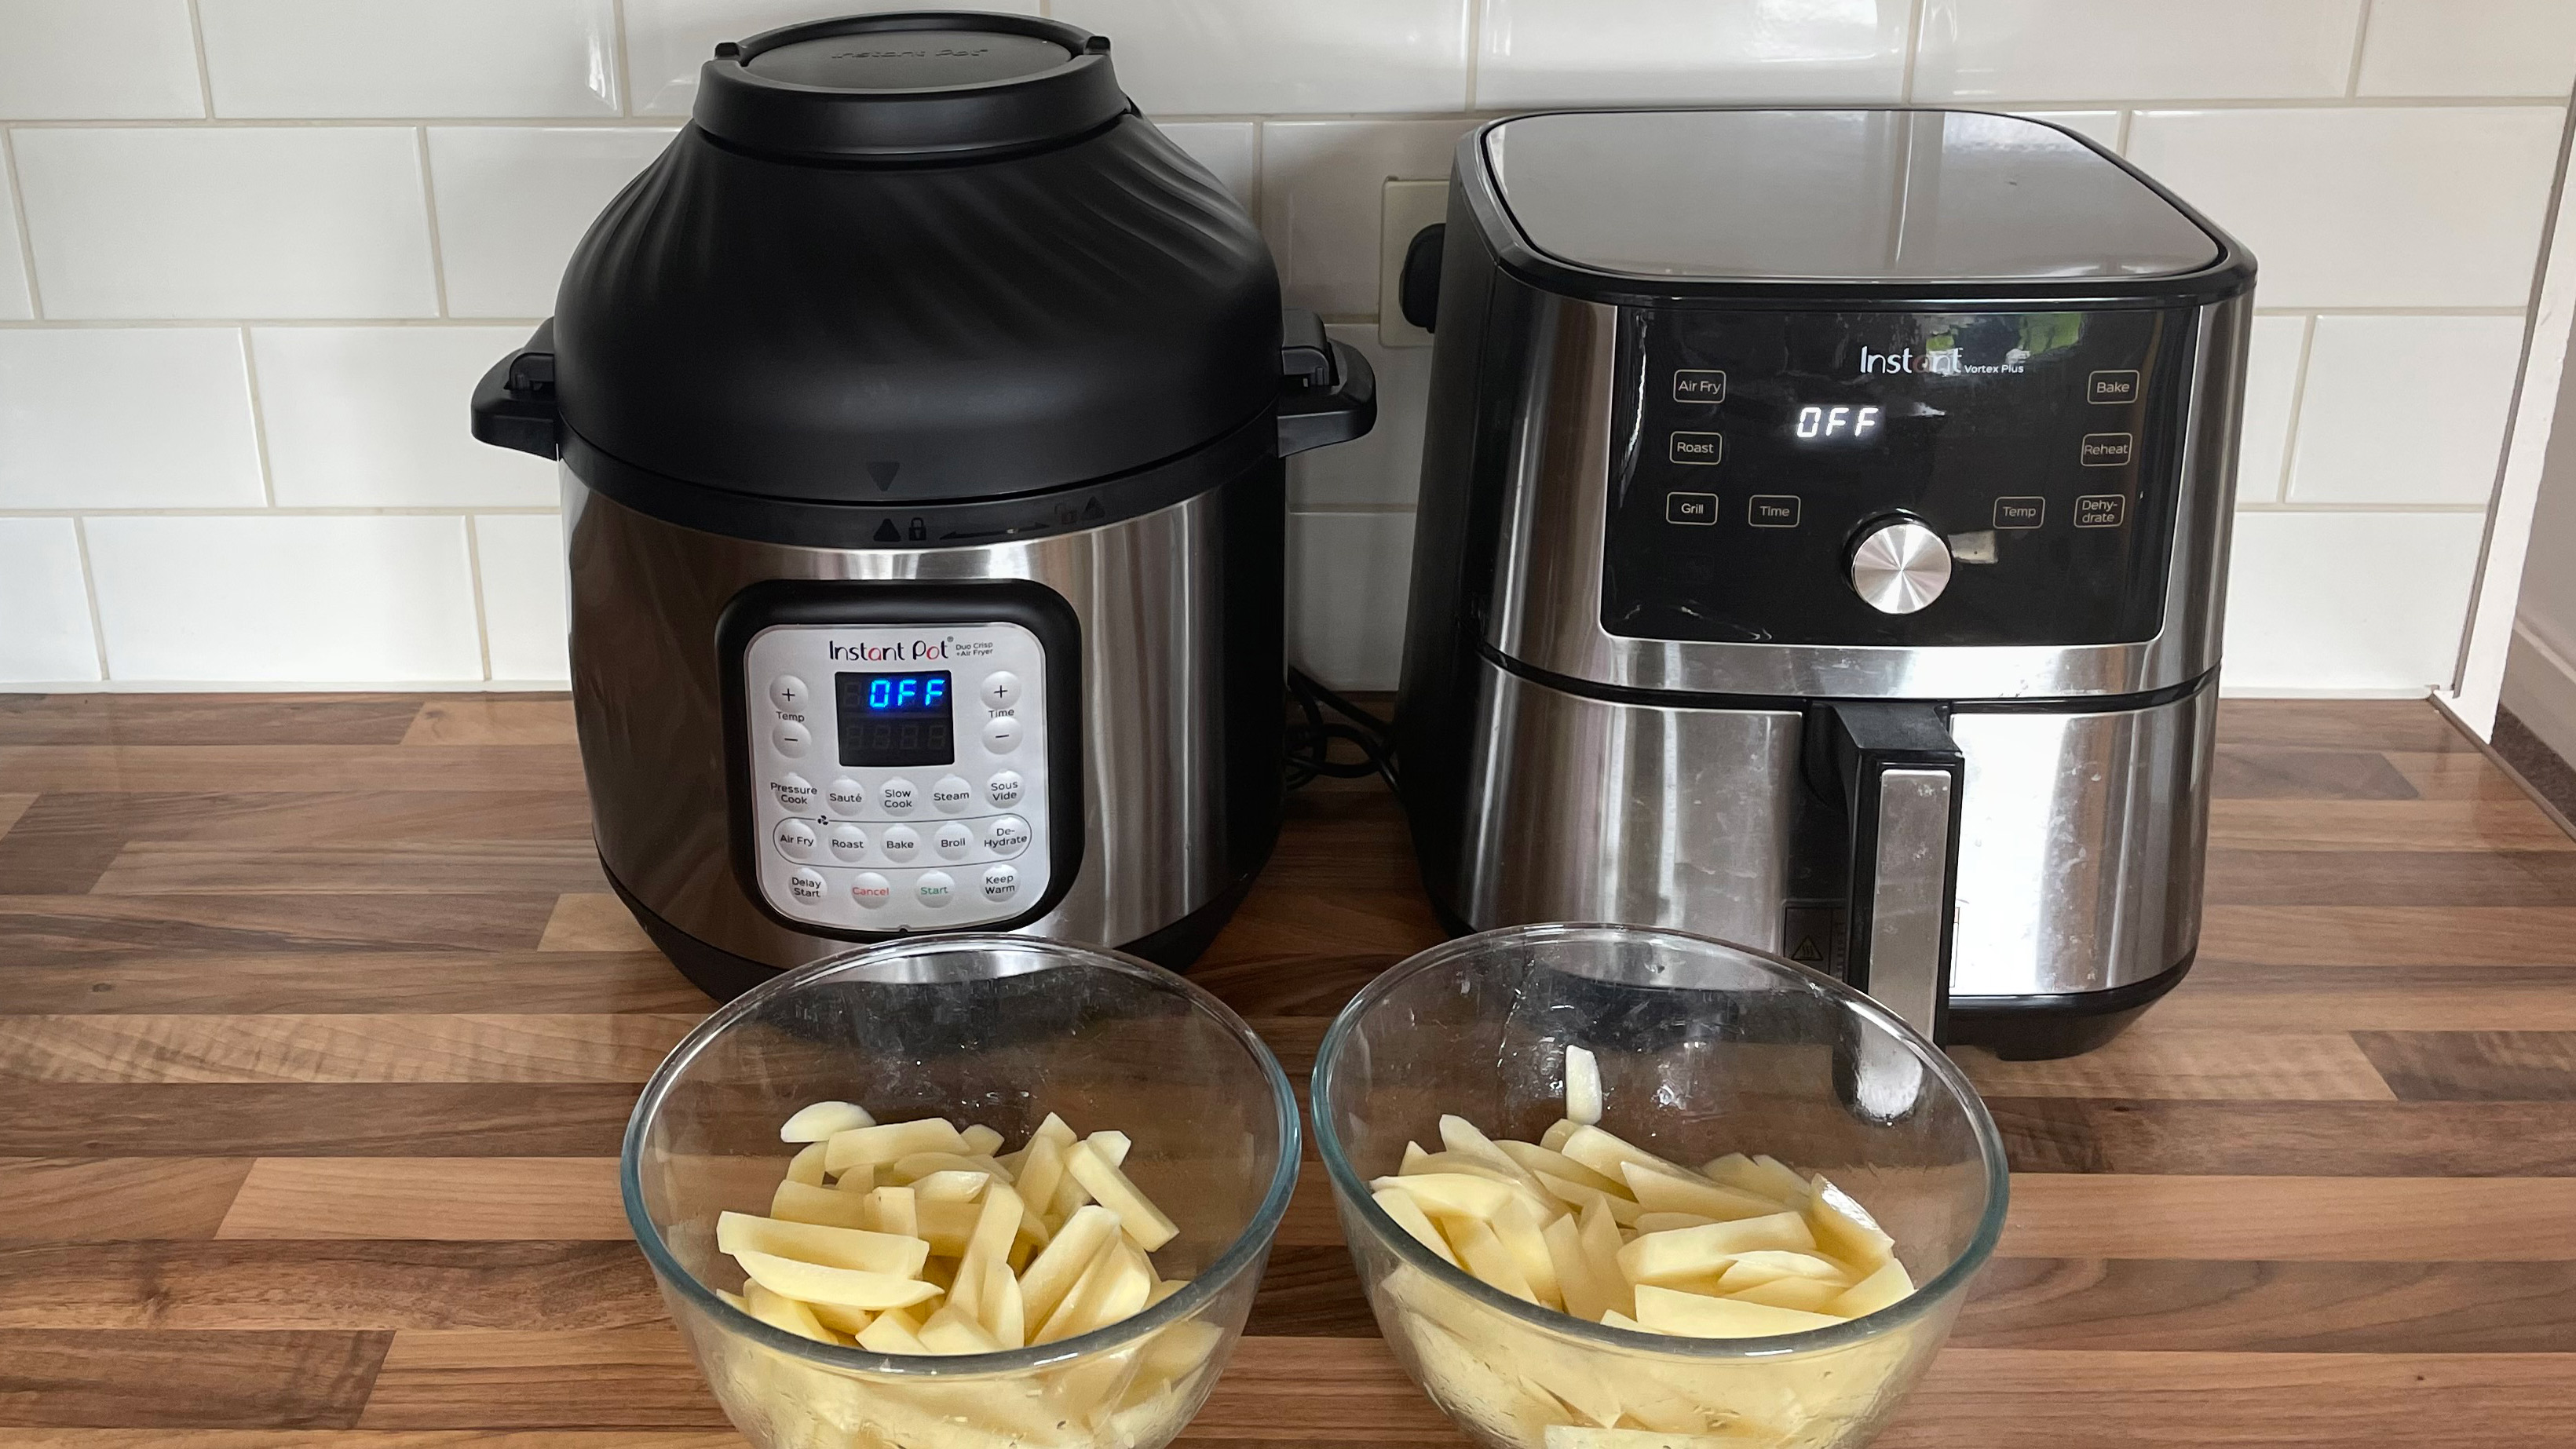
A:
[719, 582, 1081, 939]
[1599, 306, 2198, 647]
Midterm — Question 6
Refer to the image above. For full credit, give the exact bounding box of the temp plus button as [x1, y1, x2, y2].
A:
[1666, 492, 1717, 525]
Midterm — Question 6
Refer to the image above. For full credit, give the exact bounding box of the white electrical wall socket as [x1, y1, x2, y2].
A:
[1379, 178, 1450, 349]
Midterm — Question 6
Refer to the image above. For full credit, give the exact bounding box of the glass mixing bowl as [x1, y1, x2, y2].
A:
[623, 935, 1299, 1449]
[1312, 924, 2007, 1449]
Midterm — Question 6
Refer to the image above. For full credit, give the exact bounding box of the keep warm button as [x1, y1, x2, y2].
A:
[2075, 495, 2127, 527]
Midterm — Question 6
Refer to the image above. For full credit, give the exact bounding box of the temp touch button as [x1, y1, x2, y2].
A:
[1994, 498, 2044, 529]
[2076, 495, 2126, 527]
[2081, 433, 2134, 467]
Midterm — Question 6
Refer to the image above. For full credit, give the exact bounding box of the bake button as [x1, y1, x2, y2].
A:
[934, 821, 974, 860]
[1672, 369, 1726, 403]
[2075, 495, 2126, 527]
[825, 820, 869, 862]
[980, 671, 1022, 709]
[2088, 370, 2140, 405]
[1993, 496, 2045, 529]
[850, 871, 892, 909]
[930, 775, 974, 814]
[982, 816, 1032, 859]
[768, 675, 809, 710]
[879, 824, 919, 863]
[1747, 495, 1800, 528]
[983, 714, 1022, 754]
[771, 718, 810, 758]
[774, 818, 818, 861]
[981, 863, 1019, 903]
[769, 773, 818, 812]
[1665, 491, 1716, 525]
[787, 868, 827, 904]
[985, 770, 1025, 808]
[1668, 431, 1723, 465]
[915, 871, 956, 909]
[878, 778, 917, 815]
[825, 777, 868, 816]
[2081, 432, 2133, 466]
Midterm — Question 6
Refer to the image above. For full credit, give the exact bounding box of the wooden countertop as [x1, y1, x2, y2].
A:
[2, 692, 2574, 1445]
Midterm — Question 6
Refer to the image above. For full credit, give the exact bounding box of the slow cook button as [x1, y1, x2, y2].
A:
[825, 777, 867, 815]
[879, 824, 919, 863]
[930, 775, 974, 814]
[769, 773, 818, 812]
[985, 770, 1025, 808]
[879, 778, 918, 815]
[787, 868, 827, 904]
[915, 871, 956, 909]
[983, 715, 1022, 753]
[934, 821, 974, 860]
[983, 816, 1032, 859]
[981, 863, 1019, 902]
[774, 818, 818, 861]
[850, 871, 892, 909]
[825, 821, 868, 862]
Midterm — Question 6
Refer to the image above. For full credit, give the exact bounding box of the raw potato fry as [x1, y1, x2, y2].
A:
[746, 1280, 839, 1344]
[1617, 1213, 1819, 1284]
[1064, 1140, 1178, 1251]
[1726, 1276, 1843, 1312]
[771, 1179, 872, 1230]
[1496, 1139, 1625, 1196]
[1088, 1130, 1132, 1166]
[891, 1151, 1009, 1183]
[1038, 1238, 1152, 1344]
[1537, 1173, 1645, 1228]
[1492, 1196, 1565, 1310]
[1558, 1126, 1694, 1187]
[1807, 1175, 1896, 1273]
[983, 1261, 1028, 1349]
[1541, 1211, 1608, 1323]
[1015, 1133, 1069, 1214]
[784, 1141, 829, 1188]
[959, 1122, 1004, 1156]
[856, 1304, 926, 1353]
[1376, 1186, 1461, 1266]
[1631, 1284, 1842, 1339]
[1577, 1199, 1633, 1319]
[1021, 1203, 1121, 1327]
[1564, 1046, 1602, 1126]
[716, 1210, 931, 1278]
[1448, 1215, 1539, 1304]
[733, 1250, 941, 1311]
[780, 1100, 874, 1142]
[824, 1117, 966, 1173]
[864, 1184, 915, 1239]
[908, 1169, 993, 1203]
[1540, 1119, 1581, 1152]
[1825, 1257, 1916, 1319]
[831, 1162, 874, 1195]
[1375, 1171, 1515, 1220]
[806, 1300, 874, 1338]
[920, 1301, 1003, 1355]
[1620, 1162, 1783, 1222]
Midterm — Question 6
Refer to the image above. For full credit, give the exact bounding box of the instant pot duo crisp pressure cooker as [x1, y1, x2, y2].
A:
[1395, 110, 2255, 1059]
[471, 12, 1373, 998]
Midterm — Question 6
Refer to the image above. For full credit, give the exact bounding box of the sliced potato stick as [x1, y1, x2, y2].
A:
[1563, 1046, 1602, 1127]
[1825, 1257, 1916, 1318]
[1087, 1130, 1131, 1167]
[1373, 1186, 1460, 1266]
[1537, 1172, 1644, 1227]
[856, 1304, 927, 1353]
[1558, 1126, 1694, 1186]
[1372, 1170, 1514, 1221]
[1620, 1161, 1785, 1222]
[1032, 1112, 1080, 1152]
[1539, 1119, 1580, 1152]
[744, 1281, 839, 1343]
[950, 1183, 1025, 1319]
[807, 1299, 874, 1338]
[1632, 1212, 1717, 1234]
[715, 1210, 930, 1278]
[1445, 1214, 1537, 1304]
[959, 1122, 1004, 1156]
[1491, 1195, 1565, 1310]
[909, 1169, 993, 1203]
[1495, 1139, 1627, 1197]
[772, 1178, 872, 1230]
[864, 1184, 916, 1239]
[1014, 1133, 1069, 1216]
[733, 1249, 941, 1311]
[1578, 1199, 1634, 1319]
[780, 1100, 875, 1142]
[1037, 1236, 1152, 1344]
[1727, 1276, 1843, 1312]
[1616, 1212, 1818, 1285]
[824, 1118, 966, 1173]
[1021, 1203, 1121, 1327]
[983, 1263, 1027, 1349]
[920, 1301, 1002, 1355]
[784, 1141, 828, 1188]
[1807, 1174, 1896, 1273]
[1542, 1210, 1610, 1323]
[1064, 1140, 1178, 1251]
[1631, 1283, 1840, 1338]
[831, 1161, 874, 1195]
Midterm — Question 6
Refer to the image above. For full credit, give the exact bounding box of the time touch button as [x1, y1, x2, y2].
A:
[2088, 370, 2140, 404]
[1672, 369, 1726, 403]
[1669, 432, 1723, 465]
[1994, 497, 2044, 529]
[1747, 496, 1800, 528]
[2081, 433, 2134, 466]
[1666, 492, 1716, 525]
[2076, 495, 2127, 527]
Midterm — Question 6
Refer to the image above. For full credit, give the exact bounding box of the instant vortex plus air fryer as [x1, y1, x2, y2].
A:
[1397, 110, 2253, 1059]
[471, 12, 1373, 999]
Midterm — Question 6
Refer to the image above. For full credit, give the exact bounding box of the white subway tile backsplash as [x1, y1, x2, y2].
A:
[427, 126, 676, 318]
[1058, 0, 1470, 115]
[2234, 316, 2308, 506]
[2358, 0, 2576, 98]
[2015, 111, 2122, 152]
[1288, 511, 1416, 692]
[0, 0, 203, 119]
[1290, 326, 1431, 509]
[251, 327, 558, 508]
[0, 328, 262, 509]
[0, 155, 33, 319]
[199, 0, 619, 119]
[2285, 314, 2527, 507]
[1477, 0, 1906, 108]
[2223, 510, 2484, 692]
[0, 519, 100, 682]
[623, 1, 1043, 116]
[474, 513, 570, 682]
[2125, 107, 2563, 309]
[1156, 122, 1259, 206]
[1916, 0, 2360, 101]
[13, 128, 437, 319]
[1262, 119, 1475, 317]
[86, 514, 484, 682]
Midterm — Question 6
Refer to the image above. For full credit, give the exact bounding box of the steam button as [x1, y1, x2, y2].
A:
[930, 775, 974, 814]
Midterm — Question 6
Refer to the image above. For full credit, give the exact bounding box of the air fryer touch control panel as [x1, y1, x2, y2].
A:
[742, 620, 1056, 933]
[1601, 307, 2195, 646]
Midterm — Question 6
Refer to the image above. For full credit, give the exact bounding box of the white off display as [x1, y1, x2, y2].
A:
[744, 621, 1051, 932]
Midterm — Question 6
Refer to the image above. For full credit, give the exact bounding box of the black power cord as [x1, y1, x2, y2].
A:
[1284, 667, 1400, 794]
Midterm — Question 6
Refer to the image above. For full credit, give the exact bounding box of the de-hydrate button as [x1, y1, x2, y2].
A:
[915, 871, 956, 909]
[983, 816, 1032, 859]
[850, 872, 892, 909]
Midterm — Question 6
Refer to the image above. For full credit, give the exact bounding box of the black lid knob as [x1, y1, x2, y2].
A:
[694, 11, 1126, 162]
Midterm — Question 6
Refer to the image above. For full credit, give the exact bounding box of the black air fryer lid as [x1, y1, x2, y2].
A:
[516, 11, 1303, 526]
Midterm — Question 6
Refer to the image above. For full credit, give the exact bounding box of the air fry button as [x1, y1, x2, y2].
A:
[1669, 432, 1723, 465]
[2081, 433, 2134, 466]
[1672, 369, 1726, 403]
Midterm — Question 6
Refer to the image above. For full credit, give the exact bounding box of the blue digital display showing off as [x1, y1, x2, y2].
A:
[836, 670, 953, 767]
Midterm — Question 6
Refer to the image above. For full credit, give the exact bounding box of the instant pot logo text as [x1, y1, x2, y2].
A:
[1859, 346, 1963, 377]
[825, 637, 997, 662]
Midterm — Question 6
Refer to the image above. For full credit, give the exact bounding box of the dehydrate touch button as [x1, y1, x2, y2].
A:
[983, 816, 1032, 859]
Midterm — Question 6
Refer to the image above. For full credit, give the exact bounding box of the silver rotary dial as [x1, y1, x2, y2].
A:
[1848, 519, 1952, 615]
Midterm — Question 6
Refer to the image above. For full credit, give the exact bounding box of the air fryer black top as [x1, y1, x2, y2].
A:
[550, 11, 1281, 511]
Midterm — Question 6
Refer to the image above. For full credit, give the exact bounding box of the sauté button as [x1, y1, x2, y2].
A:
[915, 871, 956, 909]
[1747, 495, 1801, 528]
[2081, 433, 2134, 466]
[825, 821, 868, 862]
[1666, 491, 1716, 525]
[787, 868, 827, 903]
[1993, 497, 2045, 529]
[771, 719, 810, 758]
[983, 715, 1022, 753]
[879, 824, 919, 862]
[879, 778, 917, 815]
[980, 671, 1022, 709]
[983, 816, 1032, 859]
[930, 775, 974, 814]
[1668, 432, 1723, 465]
[2087, 370, 2140, 404]
[981, 863, 1019, 902]
[769, 676, 810, 710]
[985, 770, 1025, 808]
[2075, 495, 2127, 527]
[826, 777, 868, 815]
[850, 872, 893, 909]
[769, 774, 818, 812]
[1672, 369, 1726, 403]
[774, 818, 818, 861]
[934, 821, 974, 860]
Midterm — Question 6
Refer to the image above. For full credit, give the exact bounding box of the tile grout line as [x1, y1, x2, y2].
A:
[610, 0, 634, 119]
[0, 127, 42, 319]
[69, 516, 112, 682]
[183, 0, 215, 119]
[2345, 0, 2376, 100]
[1900, 0, 1924, 104]
[237, 326, 279, 508]
[0, 506, 563, 518]
[1462, 0, 1482, 114]
[2269, 316, 2322, 506]
[415, 128, 453, 319]
[464, 517, 496, 683]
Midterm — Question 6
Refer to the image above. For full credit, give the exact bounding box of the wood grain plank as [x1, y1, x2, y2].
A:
[2210, 746, 2420, 801]
[1954, 1027, 2397, 1100]
[0, 1158, 250, 1240]
[0, 1241, 659, 1330]
[0, 1015, 696, 1084]
[537, 894, 656, 952]
[1248, 1244, 1373, 1337]
[2207, 797, 2575, 852]
[2355, 1031, 2576, 1101]
[0, 1435, 744, 1447]
[2002, 1175, 2576, 1259]
[0, 1330, 389, 1429]
[0, 1085, 641, 1157]
[1987, 1097, 2576, 1177]
[402, 699, 577, 747]
[2198, 905, 2576, 965]
[2204, 849, 2576, 907]
[2214, 699, 2475, 752]
[217, 1159, 627, 1241]
[0, 791, 35, 834]
[1960, 1257, 2576, 1352]
[89, 841, 608, 896]
[0, 746, 585, 794]
[0, 695, 425, 746]
[356, 1328, 725, 1429]
[0, 792, 594, 893]
[2152, 964, 2576, 1031]
[0, 895, 558, 956]
[2386, 750, 2539, 801]
[0, 953, 707, 1015]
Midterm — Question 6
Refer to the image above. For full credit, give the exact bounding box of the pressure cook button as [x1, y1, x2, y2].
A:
[2075, 495, 2127, 527]
[1668, 432, 1723, 465]
[2088, 370, 2141, 404]
[825, 821, 868, 862]
[980, 671, 1022, 709]
[983, 714, 1022, 753]
[879, 824, 919, 863]
[1993, 497, 2045, 529]
[2081, 432, 2134, 466]
[930, 775, 974, 814]
[769, 676, 810, 710]
[985, 770, 1025, 808]
[934, 821, 973, 860]
[981, 863, 1019, 902]
[850, 872, 892, 909]
[879, 778, 917, 815]
[826, 777, 868, 815]
[1747, 495, 1800, 528]
[787, 868, 827, 904]
[771, 719, 810, 758]
[915, 871, 956, 909]
[1672, 369, 1726, 403]
[769, 774, 818, 812]
[774, 818, 818, 861]
[983, 816, 1032, 859]
[1665, 491, 1716, 525]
